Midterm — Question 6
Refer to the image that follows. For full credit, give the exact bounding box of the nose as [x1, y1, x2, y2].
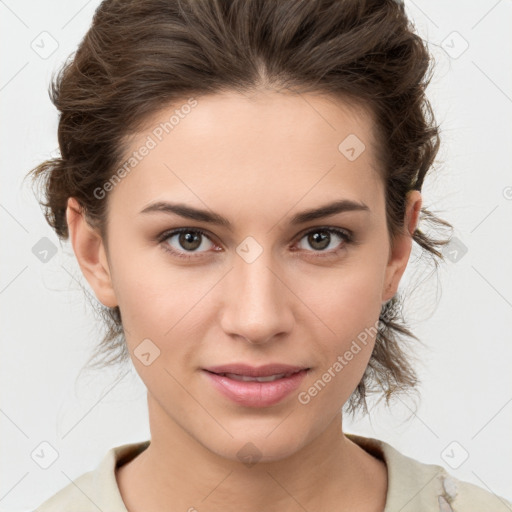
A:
[219, 249, 294, 345]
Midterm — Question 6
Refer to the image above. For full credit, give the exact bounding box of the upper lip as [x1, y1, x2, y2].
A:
[204, 364, 309, 377]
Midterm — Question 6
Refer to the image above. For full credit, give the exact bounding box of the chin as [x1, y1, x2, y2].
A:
[198, 424, 311, 465]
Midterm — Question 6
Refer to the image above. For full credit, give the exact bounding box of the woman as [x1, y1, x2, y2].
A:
[28, 0, 511, 511]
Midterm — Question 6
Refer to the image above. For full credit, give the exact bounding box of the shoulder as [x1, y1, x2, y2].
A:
[447, 476, 512, 511]
[346, 433, 512, 512]
[33, 440, 150, 512]
[34, 468, 98, 512]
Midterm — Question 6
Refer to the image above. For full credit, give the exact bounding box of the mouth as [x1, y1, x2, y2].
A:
[202, 364, 310, 407]
[205, 371, 302, 382]
[204, 363, 310, 377]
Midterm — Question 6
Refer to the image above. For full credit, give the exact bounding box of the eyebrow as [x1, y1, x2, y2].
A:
[139, 199, 370, 229]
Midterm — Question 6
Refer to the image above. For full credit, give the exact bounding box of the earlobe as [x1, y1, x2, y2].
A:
[381, 190, 422, 303]
[66, 197, 118, 308]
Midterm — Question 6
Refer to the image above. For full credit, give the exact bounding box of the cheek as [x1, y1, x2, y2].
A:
[110, 245, 220, 365]
[107, 231, 183, 323]
[296, 271, 383, 412]
[295, 254, 385, 387]
[297, 255, 385, 338]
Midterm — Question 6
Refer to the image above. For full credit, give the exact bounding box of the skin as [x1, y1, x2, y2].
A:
[66, 89, 422, 512]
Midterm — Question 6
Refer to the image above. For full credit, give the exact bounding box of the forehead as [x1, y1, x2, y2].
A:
[108, 90, 384, 223]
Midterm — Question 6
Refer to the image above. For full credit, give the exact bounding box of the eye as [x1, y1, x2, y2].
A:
[156, 226, 353, 261]
[294, 227, 352, 255]
[158, 228, 218, 259]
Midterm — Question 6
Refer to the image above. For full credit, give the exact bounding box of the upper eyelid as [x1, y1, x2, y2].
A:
[159, 225, 351, 251]
[294, 225, 352, 239]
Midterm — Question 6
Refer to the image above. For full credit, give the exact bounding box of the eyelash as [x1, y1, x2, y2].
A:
[156, 226, 354, 261]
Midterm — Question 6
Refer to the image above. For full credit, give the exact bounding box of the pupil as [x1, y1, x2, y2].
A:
[180, 231, 201, 250]
[309, 231, 329, 250]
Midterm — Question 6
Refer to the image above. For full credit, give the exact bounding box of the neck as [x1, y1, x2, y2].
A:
[116, 395, 387, 512]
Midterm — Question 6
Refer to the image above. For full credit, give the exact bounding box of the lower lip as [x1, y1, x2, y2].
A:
[203, 369, 308, 407]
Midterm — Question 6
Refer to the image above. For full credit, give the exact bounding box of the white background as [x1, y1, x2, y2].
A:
[1, 0, 511, 510]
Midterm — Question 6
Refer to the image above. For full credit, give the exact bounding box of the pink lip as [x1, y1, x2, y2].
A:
[202, 364, 309, 407]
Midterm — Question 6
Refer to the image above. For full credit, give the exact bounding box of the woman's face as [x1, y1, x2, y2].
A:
[70, 90, 420, 462]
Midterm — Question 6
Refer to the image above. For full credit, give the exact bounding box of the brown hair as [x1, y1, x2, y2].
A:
[26, 0, 452, 416]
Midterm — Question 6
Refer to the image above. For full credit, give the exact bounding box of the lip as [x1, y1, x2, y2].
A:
[204, 363, 307, 377]
[202, 364, 309, 407]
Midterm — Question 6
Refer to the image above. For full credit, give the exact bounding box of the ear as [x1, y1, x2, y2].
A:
[66, 197, 118, 308]
[381, 190, 422, 302]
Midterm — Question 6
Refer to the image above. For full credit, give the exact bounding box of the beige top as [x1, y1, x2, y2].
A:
[34, 433, 511, 512]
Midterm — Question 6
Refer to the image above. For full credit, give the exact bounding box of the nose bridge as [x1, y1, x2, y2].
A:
[220, 239, 293, 344]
